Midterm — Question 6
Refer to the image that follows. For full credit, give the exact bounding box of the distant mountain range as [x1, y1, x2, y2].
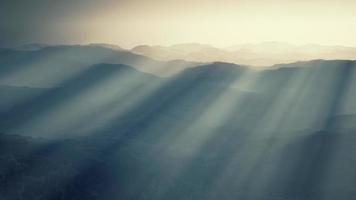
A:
[11, 42, 356, 69]
[1, 44, 356, 200]
[0, 44, 200, 87]
[1, 47, 356, 138]
[131, 42, 356, 66]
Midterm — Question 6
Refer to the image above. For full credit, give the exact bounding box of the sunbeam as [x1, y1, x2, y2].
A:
[1, 44, 356, 200]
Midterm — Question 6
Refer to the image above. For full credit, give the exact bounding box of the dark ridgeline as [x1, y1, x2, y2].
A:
[0, 45, 356, 200]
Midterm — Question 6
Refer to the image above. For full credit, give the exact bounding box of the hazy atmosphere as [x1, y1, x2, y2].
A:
[1, 1, 356, 200]
[1, 0, 356, 48]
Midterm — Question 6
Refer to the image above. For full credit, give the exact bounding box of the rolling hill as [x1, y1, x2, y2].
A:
[0, 46, 356, 200]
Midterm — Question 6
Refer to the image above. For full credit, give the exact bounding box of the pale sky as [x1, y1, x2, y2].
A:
[1, 0, 356, 48]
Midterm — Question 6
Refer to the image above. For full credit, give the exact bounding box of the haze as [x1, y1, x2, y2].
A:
[1, 0, 356, 48]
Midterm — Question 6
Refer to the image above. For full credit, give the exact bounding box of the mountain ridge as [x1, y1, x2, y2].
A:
[131, 42, 356, 66]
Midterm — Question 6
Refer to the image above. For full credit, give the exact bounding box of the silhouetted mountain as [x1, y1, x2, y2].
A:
[1, 114, 356, 200]
[0, 63, 160, 137]
[88, 43, 124, 50]
[14, 43, 49, 51]
[1, 59, 356, 136]
[1, 57, 356, 200]
[132, 42, 356, 66]
[132, 43, 227, 63]
[0, 85, 46, 112]
[0, 45, 198, 87]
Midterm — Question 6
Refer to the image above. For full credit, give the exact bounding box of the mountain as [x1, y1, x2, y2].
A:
[1, 59, 355, 138]
[1, 59, 356, 137]
[0, 63, 160, 137]
[88, 43, 124, 50]
[132, 42, 356, 66]
[14, 43, 49, 51]
[0, 45, 199, 87]
[1, 50, 356, 200]
[132, 43, 228, 63]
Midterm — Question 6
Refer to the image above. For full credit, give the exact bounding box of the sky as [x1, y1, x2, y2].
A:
[1, 0, 356, 48]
